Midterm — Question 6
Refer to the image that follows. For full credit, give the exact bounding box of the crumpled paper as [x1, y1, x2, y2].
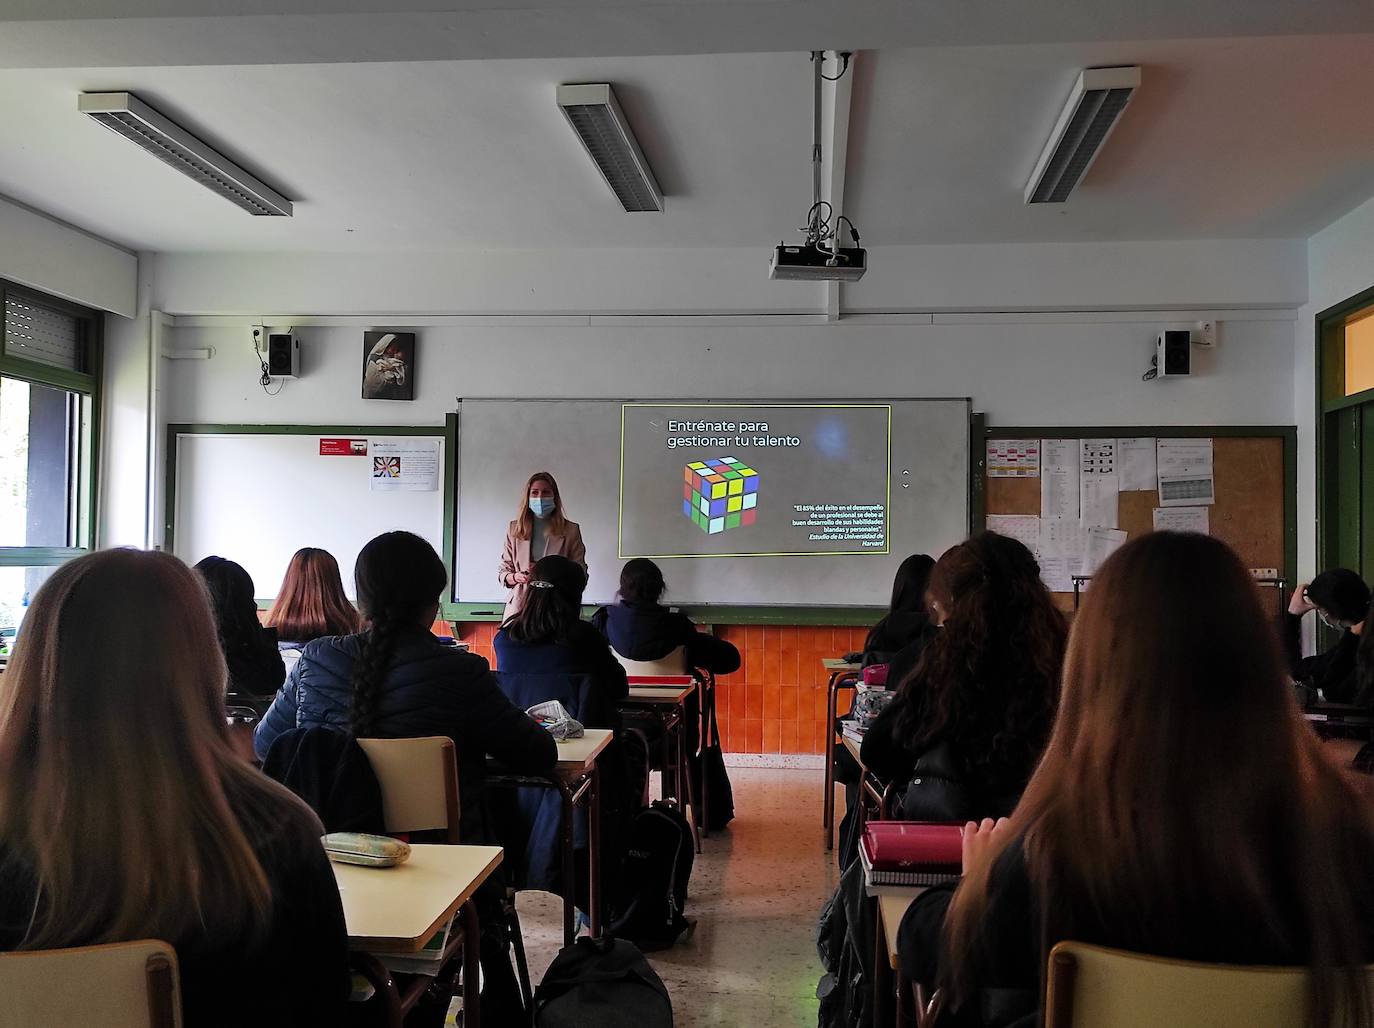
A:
[527, 699, 585, 740]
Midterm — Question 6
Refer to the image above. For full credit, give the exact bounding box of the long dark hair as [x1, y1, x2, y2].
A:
[265, 547, 360, 644]
[863, 553, 935, 653]
[194, 556, 267, 667]
[891, 532, 1066, 795]
[944, 533, 1374, 1026]
[349, 532, 447, 736]
[503, 555, 587, 645]
[618, 558, 666, 608]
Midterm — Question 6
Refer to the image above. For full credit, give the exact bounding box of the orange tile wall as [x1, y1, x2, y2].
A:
[455, 622, 867, 756]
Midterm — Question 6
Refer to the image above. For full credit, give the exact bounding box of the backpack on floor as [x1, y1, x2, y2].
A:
[689, 700, 734, 831]
[608, 800, 694, 951]
[534, 937, 673, 1028]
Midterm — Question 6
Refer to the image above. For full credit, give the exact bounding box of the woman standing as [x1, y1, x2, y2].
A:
[499, 471, 586, 622]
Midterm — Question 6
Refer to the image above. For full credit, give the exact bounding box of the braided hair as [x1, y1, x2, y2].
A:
[349, 532, 448, 736]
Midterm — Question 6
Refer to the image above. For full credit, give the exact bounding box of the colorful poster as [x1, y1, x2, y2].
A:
[319, 438, 368, 456]
[987, 440, 1040, 478]
[368, 438, 440, 492]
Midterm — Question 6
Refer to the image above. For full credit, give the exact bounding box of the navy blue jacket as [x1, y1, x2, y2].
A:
[590, 603, 741, 676]
[494, 621, 629, 723]
[253, 627, 556, 845]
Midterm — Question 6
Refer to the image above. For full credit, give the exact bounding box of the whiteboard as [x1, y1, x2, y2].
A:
[455, 399, 970, 608]
[172, 432, 445, 600]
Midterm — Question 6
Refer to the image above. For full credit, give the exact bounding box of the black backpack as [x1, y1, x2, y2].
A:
[534, 937, 672, 1027]
[689, 700, 734, 831]
[608, 801, 694, 951]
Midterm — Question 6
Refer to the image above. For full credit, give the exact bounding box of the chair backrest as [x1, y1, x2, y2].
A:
[0, 939, 181, 1028]
[612, 645, 688, 678]
[355, 736, 460, 843]
[1045, 940, 1374, 1028]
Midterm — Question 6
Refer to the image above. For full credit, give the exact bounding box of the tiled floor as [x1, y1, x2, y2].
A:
[516, 765, 836, 1027]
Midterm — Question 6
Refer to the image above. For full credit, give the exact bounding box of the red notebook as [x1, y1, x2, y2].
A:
[860, 821, 963, 887]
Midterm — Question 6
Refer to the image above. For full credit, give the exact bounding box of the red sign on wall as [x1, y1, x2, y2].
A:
[320, 438, 368, 456]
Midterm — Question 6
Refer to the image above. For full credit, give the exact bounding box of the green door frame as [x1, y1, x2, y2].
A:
[1315, 284, 1374, 577]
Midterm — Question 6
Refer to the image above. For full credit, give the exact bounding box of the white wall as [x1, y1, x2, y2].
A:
[0, 195, 136, 316]
[161, 315, 1297, 431]
[149, 238, 1305, 317]
[1298, 194, 1374, 581]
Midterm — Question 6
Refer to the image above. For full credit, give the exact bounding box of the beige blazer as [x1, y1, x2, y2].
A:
[499, 519, 586, 622]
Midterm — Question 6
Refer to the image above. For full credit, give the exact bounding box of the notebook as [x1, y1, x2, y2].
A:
[860, 821, 963, 887]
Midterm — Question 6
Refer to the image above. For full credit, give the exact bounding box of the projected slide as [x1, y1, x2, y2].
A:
[618, 404, 891, 558]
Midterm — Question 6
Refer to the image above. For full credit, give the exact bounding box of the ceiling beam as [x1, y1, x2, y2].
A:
[820, 51, 856, 321]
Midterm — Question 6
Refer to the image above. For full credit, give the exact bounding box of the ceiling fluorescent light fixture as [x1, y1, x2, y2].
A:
[556, 83, 662, 212]
[78, 91, 292, 217]
[1024, 66, 1140, 204]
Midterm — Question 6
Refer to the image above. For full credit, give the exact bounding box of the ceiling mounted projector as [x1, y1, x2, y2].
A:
[1024, 66, 1140, 204]
[557, 83, 662, 212]
[78, 91, 292, 217]
[770, 51, 866, 282]
[769, 242, 866, 281]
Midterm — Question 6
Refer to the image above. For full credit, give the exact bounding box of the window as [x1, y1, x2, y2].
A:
[1345, 312, 1374, 398]
[0, 280, 101, 640]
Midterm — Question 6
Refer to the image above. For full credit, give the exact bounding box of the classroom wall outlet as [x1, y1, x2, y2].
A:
[1249, 567, 1280, 580]
[1194, 320, 1218, 348]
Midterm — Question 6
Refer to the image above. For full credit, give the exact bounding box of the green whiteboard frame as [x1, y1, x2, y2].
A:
[163, 419, 457, 608]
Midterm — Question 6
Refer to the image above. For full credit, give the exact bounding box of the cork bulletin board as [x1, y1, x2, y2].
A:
[978, 427, 1297, 612]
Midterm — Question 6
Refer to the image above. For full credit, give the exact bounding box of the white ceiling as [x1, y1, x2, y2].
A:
[0, 10, 1371, 253]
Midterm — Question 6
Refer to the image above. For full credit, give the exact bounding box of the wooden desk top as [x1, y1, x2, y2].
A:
[823, 658, 862, 673]
[554, 727, 613, 772]
[332, 844, 502, 953]
[877, 888, 926, 970]
[624, 684, 696, 704]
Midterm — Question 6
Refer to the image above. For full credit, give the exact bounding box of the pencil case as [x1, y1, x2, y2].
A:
[322, 832, 412, 867]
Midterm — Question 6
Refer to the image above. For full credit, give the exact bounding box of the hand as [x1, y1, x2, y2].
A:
[1289, 584, 1314, 616]
[514, 570, 532, 585]
[961, 817, 1011, 878]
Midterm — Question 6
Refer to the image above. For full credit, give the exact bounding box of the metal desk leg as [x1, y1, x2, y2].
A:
[873, 897, 894, 1027]
[699, 677, 712, 839]
[678, 701, 701, 853]
[823, 671, 841, 849]
[459, 899, 482, 1028]
[588, 765, 603, 939]
[559, 779, 576, 946]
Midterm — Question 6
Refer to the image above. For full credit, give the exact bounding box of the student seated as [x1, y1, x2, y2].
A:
[497, 554, 630, 725]
[900, 532, 1374, 1028]
[817, 533, 1065, 1026]
[254, 530, 556, 843]
[1286, 568, 1370, 703]
[195, 555, 286, 703]
[859, 532, 1066, 822]
[0, 549, 348, 1027]
[253, 530, 554, 1019]
[263, 546, 361, 672]
[591, 557, 741, 676]
[852, 552, 937, 669]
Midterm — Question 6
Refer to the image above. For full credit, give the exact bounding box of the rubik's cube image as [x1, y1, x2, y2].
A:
[683, 457, 759, 534]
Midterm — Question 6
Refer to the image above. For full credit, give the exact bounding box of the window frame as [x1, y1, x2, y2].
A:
[0, 278, 102, 570]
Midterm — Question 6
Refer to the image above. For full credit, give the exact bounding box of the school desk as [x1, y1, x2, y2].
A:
[487, 727, 612, 946]
[875, 887, 926, 1028]
[823, 659, 862, 849]
[620, 680, 702, 852]
[335, 843, 502, 1028]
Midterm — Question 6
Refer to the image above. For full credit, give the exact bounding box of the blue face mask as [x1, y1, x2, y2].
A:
[529, 497, 556, 519]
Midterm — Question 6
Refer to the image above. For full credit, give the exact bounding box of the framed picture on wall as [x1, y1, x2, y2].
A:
[362, 332, 416, 400]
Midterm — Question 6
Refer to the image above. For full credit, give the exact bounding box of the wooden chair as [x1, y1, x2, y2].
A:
[0, 939, 181, 1028]
[356, 736, 461, 844]
[1044, 940, 1374, 1027]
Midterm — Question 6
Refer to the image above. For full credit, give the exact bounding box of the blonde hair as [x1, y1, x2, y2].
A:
[512, 471, 570, 541]
[0, 548, 318, 949]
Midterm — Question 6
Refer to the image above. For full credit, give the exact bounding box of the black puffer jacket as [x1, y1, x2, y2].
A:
[253, 626, 556, 844]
